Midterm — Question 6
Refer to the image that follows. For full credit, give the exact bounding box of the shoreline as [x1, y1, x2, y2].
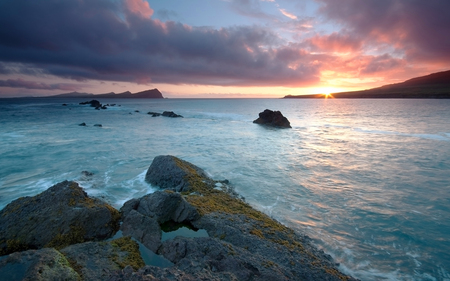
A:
[0, 155, 358, 280]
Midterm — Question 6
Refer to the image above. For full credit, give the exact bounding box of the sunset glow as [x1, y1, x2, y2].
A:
[0, 0, 449, 98]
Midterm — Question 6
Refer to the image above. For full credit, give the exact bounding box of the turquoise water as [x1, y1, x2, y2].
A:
[1, 98, 449, 280]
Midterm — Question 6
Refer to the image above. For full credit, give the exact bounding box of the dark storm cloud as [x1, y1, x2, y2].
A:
[0, 78, 82, 91]
[318, 0, 450, 63]
[0, 0, 319, 87]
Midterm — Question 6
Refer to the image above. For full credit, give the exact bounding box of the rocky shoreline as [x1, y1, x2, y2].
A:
[0, 155, 358, 280]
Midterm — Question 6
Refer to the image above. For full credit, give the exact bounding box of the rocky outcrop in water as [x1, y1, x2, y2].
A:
[146, 111, 183, 118]
[162, 111, 183, 118]
[145, 155, 211, 192]
[0, 180, 120, 256]
[0, 156, 357, 281]
[253, 109, 291, 128]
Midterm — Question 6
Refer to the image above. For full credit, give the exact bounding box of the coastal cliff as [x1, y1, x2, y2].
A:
[50, 88, 164, 99]
[0, 156, 357, 280]
[284, 70, 450, 99]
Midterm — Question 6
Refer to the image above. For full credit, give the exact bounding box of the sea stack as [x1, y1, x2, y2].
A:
[253, 109, 292, 128]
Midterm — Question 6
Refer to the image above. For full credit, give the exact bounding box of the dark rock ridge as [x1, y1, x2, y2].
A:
[253, 109, 292, 128]
[0, 157, 357, 281]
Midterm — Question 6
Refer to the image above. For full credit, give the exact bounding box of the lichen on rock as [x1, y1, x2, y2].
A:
[0, 180, 120, 255]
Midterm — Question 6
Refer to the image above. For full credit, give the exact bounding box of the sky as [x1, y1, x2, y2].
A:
[0, 0, 449, 98]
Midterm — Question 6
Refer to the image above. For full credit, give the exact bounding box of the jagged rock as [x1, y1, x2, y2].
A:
[162, 111, 183, 118]
[253, 109, 291, 128]
[145, 155, 211, 192]
[120, 191, 199, 252]
[122, 191, 199, 224]
[0, 248, 80, 281]
[60, 237, 144, 280]
[121, 210, 162, 252]
[0, 181, 120, 255]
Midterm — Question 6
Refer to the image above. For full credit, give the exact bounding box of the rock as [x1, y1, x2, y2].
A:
[60, 237, 145, 280]
[162, 111, 183, 118]
[135, 110, 140, 113]
[79, 122, 86, 126]
[253, 109, 291, 128]
[0, 248, 80, 281]
[122, 191, 199, 224]
[94, 124, 102, 127]
[107, 264, 226, 281]
[0, 181, 120, 255]
[120, 191, 199, 251]
[79, 99, 101, 108]
[145, 155, 211, 192]
[81, 170, 93, 177]
[62, 103, 68, 106]
[147, 112, 161, 117]
[101, 105, 107, 109]
[121, 209, 162, 252]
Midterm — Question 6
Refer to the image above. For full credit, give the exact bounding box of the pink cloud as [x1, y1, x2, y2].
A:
[307, 32, 362, 53]
[124, 0, 154, 19]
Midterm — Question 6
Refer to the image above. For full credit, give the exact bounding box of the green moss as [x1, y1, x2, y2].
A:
[249, 228, 264, 239]
[1, 239, 29, 255]
[65, 257, 83, 281]
[46, 225, 86, 249]
[262, 260, 276, 268]
[111, 236, 145, 270]
[171, 156, 308, 255]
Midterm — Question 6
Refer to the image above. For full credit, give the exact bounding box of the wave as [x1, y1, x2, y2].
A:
[354, 128, 450, 141]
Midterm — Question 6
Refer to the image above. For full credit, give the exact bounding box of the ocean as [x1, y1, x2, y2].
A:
[0, 97, 449, 281]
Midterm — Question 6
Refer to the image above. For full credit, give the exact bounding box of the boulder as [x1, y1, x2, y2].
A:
[145, 155, 211, 192]
[0, 248, 80, 281]
[60, 237, 145, 280]
[78, 122, 87, 126]
[120, 191, 199, 252]
[0, 181, 120, 255]
[253, 109, 291, 128]
[162, 111, 183, 118]
[120, 209, 162, 252]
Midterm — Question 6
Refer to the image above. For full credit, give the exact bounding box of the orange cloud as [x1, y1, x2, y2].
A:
[307, 32, 362, 53]
[124, 0, 153, 19]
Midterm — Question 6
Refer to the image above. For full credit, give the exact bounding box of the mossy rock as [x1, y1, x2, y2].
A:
[0, 181, 120, 255]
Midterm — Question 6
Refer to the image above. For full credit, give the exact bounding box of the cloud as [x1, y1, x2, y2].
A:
[124, 0, 154, 19]
[0, 0, 319, 87]
[0, 78, 82, 91]
[227, 0, 279, 21]
[306, 32, 362, 53]
[318, 0, 450, 63]
[279, 8, 297, 20]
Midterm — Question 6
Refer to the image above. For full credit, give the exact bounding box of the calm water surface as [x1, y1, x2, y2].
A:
[1, 98, 449, 280]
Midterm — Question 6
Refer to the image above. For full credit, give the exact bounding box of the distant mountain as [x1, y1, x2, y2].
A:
[52, 88, 164, 99]
[51, 92, 94, 98]
[285, 70, 450, 99]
